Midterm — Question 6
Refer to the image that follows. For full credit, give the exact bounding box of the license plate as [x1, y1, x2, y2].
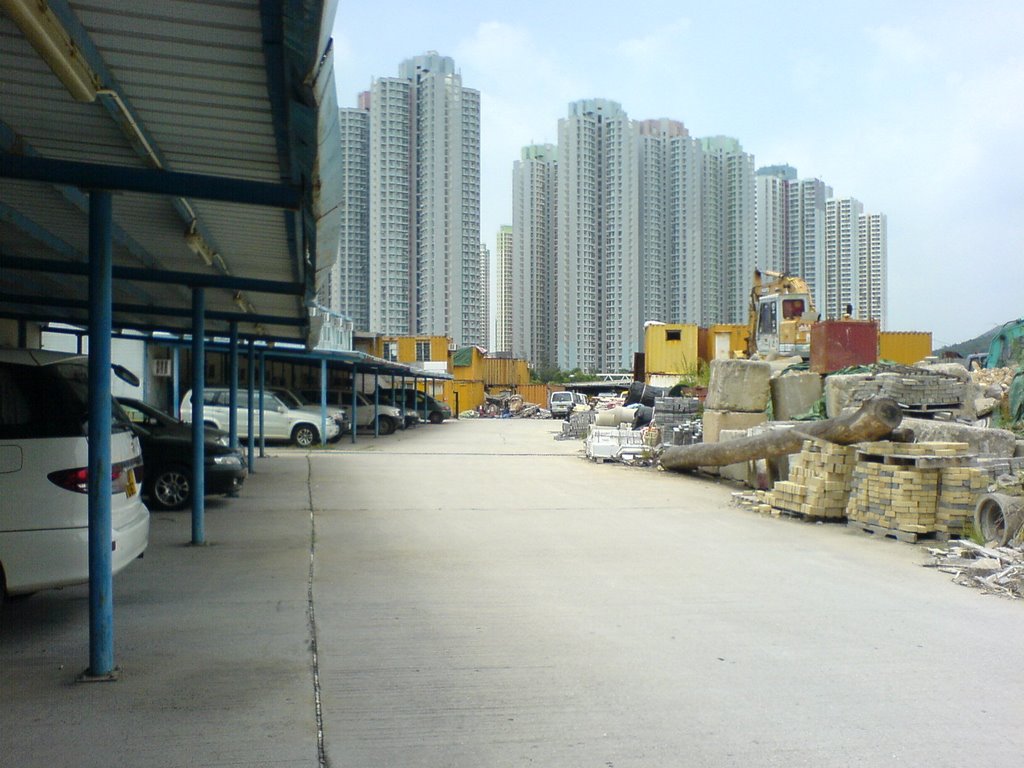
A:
[125, 468, 137, 498]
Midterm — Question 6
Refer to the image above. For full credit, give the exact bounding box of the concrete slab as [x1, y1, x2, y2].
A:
[4, 418, 1024, 767]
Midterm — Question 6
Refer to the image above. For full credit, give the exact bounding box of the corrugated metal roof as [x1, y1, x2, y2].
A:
[0, 0, 341, 344]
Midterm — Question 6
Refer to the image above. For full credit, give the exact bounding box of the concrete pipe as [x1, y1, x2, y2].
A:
[973, 493, 1024, 547]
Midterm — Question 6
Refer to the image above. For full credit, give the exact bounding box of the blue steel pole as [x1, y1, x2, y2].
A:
[373, 371, 379, 437]
[85, 189, 115, 679]
[320, 358, 327, 447]
[247, 340, 255, 473]
[172, 344, 180, 418]
[191, 288, 206, 545]
[258, 351, 266, 457]
[228, 322, 238, 449]
[350, 366, 358, 445]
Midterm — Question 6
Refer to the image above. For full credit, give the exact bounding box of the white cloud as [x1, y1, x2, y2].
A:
[866, 24, 933, 66]
[617, 18, 692, 61]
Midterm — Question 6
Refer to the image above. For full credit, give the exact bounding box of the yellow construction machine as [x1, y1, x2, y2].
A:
[745, 269, 820, 359]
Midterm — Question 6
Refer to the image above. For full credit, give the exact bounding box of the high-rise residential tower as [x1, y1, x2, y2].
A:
[753, 165, 796, 276]
[327, 96, 371, 330]
[824, 196, 864, 320]
[494, 225, 514, 354]
[858, 212, 887, 326]
[366, 52, 482, 345]
[636, 119, 703, 326]
[511, 145, 557, 367]
[557, 100, 639, 372]
[785, 176, 832, 313]
[700, 137, 755, 325]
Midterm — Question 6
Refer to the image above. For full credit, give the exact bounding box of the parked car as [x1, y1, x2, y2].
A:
[180, 387, 342, 447]
[116, 397, 247, 511]
[379, 388, 451, 424]
[297, 389, 404, 435]
[0, 348, 150, 599]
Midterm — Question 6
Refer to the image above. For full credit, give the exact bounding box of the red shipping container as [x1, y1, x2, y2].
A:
[810, 320, 878, 373]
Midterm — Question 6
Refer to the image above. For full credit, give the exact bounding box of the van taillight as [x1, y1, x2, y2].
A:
[47, 463, 132, 494]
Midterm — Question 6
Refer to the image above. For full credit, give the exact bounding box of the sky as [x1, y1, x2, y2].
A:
[330, 0, 1024, 349]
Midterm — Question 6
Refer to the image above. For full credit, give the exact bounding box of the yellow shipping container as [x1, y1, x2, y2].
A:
[644, 324, 700, 376]
[703, 324, 749, 362]
[879, 332, 932, 365]
[451, 346, 486, 382]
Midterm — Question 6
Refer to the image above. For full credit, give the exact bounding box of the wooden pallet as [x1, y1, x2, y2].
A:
[776, 507, 846, 524]
[855, 451, 963, 469]
[847, 521, 937, 543]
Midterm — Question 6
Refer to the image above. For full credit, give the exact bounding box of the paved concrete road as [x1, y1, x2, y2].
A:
[3, 417, 1024, 767]
[311, 419, 1024, 767]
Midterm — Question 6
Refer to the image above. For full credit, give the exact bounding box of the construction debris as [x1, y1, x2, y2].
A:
[924, 540, 1024, 598]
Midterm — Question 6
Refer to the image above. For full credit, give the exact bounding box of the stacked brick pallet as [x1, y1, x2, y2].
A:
[846, 442, 971, 540]
[767, 440, 857, 519]
[846, 368, 964, 414]
[936, 466, 990, 538]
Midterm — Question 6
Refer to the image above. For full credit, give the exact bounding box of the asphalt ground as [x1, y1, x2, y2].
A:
[3, 417, 1024, 767]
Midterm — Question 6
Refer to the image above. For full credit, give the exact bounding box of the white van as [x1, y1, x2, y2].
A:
[548, 391, 575, 418]
[180, 387, 342, 447]
[0, 348, 150, 598]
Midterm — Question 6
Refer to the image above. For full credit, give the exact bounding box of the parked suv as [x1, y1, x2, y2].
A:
[379, 388, 451, 424]
[298, 389, 404, 435]
[180, 387, 341, 447]
[0, 348, 150, 598]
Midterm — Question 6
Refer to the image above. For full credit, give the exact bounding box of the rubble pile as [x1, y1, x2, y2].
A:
[924, 540, 1024, 598]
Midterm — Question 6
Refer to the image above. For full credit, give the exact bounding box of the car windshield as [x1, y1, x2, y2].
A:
[272, 389, 305, 408]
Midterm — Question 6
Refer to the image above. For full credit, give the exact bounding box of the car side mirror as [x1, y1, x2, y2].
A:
[112, 364, 140, 387]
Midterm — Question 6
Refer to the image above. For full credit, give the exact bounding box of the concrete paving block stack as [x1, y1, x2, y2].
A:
[652, 397, 700, 429]
[767, 440, 856, 519]
[846, 442, 972, 536]
[936, 466, 990, 537]
[826, 367, 965, 417]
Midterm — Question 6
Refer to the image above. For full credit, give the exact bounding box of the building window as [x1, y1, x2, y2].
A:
[415, 341, 431, 362]
[384, 342, 398, 362]
[666, 329, 681, 342]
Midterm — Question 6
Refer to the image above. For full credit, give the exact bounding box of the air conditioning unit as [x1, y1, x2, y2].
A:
[448, 342, 457, 352]
[151, 358, 173, 378]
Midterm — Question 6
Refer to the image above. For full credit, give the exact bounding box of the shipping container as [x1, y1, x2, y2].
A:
[879, 332, 932, 365]
[810, 321, 879, 373]
[643, 324, 700, 376]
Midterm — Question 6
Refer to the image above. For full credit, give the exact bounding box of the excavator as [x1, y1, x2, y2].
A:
[745, 268, 820, 359]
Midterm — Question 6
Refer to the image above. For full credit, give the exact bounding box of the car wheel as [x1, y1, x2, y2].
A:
[151, 464, 192, 510]
[429, 411, 443, 424]
[292, 423, 319, 448]
[377, 416, 396, 435]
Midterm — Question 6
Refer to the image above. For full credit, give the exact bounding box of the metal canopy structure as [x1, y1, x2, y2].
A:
[0, 0, 342, 678]
[0, 0, 343, 344]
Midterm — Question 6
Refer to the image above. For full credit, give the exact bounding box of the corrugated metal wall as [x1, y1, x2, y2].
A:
[483, 357, 530, 387]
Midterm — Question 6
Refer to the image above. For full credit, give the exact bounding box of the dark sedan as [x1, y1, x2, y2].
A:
[116, 397, 247, 511]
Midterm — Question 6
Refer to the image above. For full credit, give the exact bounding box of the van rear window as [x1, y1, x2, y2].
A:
[0, 362, 130, 439]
